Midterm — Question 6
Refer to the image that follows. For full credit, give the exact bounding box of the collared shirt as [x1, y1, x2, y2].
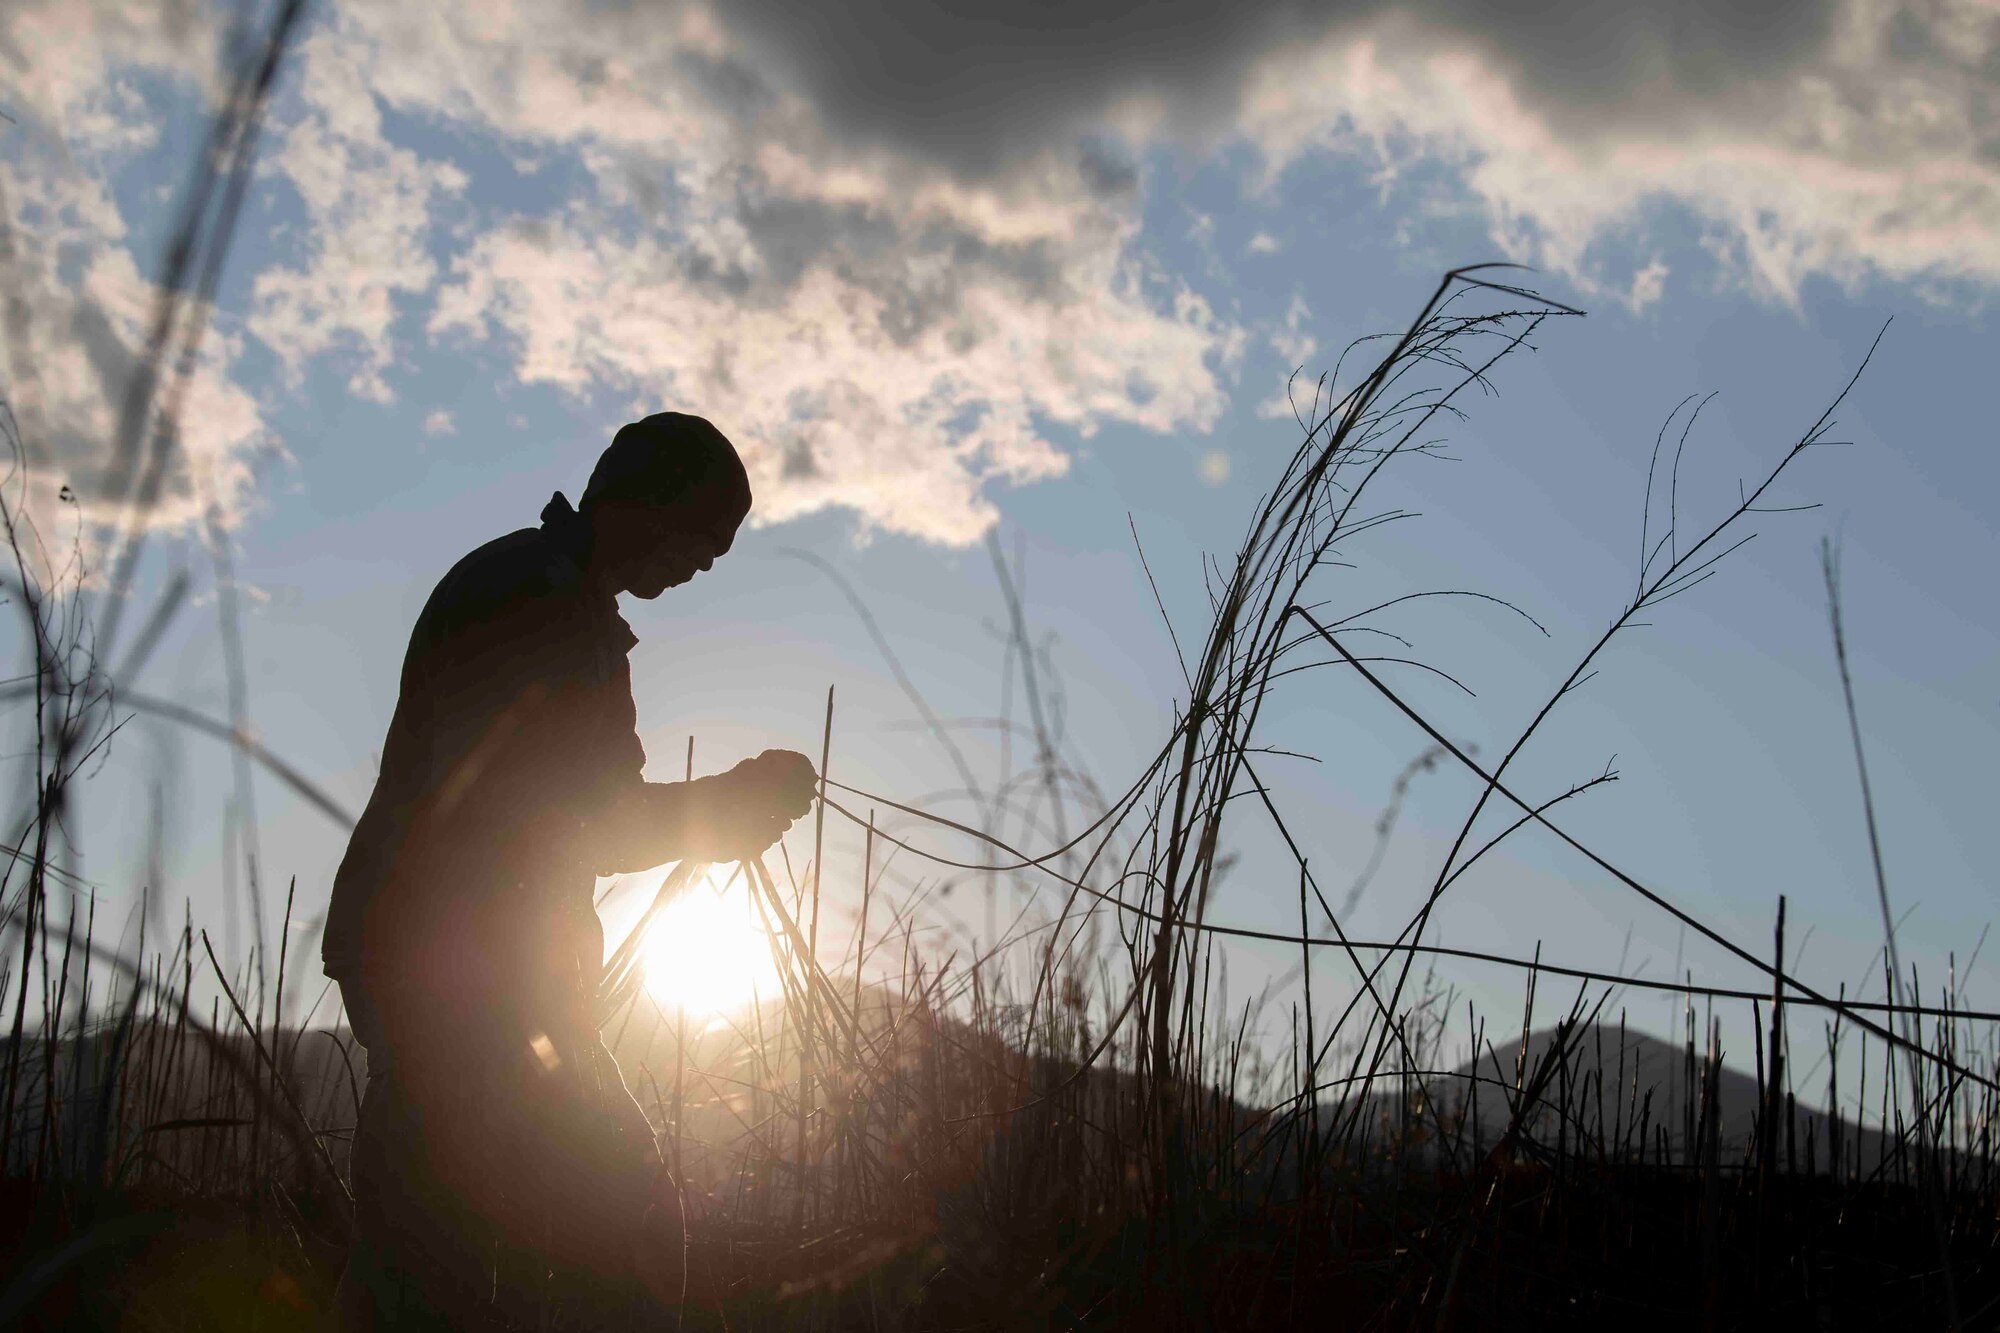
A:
[323, 493, 648, 1001]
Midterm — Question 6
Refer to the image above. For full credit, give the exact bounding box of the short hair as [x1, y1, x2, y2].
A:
[580, 413, 752, 517]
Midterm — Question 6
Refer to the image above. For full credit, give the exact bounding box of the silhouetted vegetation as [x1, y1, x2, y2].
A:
[3, 10, 1996, 1327]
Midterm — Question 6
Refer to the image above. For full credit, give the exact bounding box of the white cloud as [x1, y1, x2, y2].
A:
[0, 0, 218, 156]
[10, 0, 2000, 550]
[248, 21, 467, 404]
[1627, 258, 1670, 314]
[429, 203, 1235, 544]
[422, 409, 455, 437]
[1259, 291, 1319, 419]
[1268, 292, 1316, 366]
[695, 0, 2000, 303]
[0, 1, 274, 546]
[1234, 4, 2000, 304]
[349, 0, 1242, 544]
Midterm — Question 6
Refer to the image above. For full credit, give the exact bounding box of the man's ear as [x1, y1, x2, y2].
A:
[588, 497, 639, 540]
[585, 498, 644, 576]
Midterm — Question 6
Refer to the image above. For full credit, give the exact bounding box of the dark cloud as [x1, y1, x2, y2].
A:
[707, 0, 1334, 175]
[707, 0, 1839, 177]
[1419, 0, 1836, 133]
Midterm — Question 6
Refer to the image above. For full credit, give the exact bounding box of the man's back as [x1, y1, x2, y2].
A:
[324, 496, 642, 997]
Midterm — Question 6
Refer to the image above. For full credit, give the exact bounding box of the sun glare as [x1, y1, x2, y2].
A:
[642, 872, 784, 1016]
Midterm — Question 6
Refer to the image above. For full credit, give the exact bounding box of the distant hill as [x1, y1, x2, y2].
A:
[1412, 1022, 1905, 1177]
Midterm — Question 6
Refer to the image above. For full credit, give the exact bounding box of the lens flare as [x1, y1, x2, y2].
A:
[642, 872, 783, 1015]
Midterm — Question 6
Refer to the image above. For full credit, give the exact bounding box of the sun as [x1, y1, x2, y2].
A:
[642, 871, 785, 1016]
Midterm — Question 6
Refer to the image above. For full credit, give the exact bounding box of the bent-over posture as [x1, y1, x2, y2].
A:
[325, 413, 814, 1327]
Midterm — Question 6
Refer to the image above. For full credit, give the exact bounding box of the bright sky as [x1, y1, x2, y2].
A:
[4, 1, 1997, 1053]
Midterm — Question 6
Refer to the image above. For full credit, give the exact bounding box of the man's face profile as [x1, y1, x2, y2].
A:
[593, 493, 745, 599]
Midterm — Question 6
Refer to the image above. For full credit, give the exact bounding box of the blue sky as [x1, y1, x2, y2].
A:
[4, 0, 1997, 1063]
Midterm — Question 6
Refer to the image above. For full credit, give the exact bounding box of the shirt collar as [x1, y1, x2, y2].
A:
[539, 490, 595, 584]
[540, 491, 635, 650]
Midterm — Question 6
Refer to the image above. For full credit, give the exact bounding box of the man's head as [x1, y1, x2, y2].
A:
[581, 413, 752, 599]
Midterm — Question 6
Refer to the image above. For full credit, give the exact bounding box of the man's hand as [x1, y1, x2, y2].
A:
[723, 749, 817, 851]
[687, 749, 817, 860]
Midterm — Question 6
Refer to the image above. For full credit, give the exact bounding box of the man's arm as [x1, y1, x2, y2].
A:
[585, 752, 817, 875]
[447, 577, 815, 874]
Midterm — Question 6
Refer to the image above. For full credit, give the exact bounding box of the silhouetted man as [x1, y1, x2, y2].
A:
[325, 413, 815, 1327]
